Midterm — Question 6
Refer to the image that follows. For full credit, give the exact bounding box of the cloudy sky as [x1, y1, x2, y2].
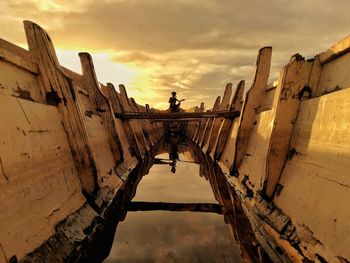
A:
[1, 0, 350, 109]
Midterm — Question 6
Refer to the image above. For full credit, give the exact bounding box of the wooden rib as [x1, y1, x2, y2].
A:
[194, 102, 205, 144]
[100, 83, 138, 170]
[264, 55, 313, 198]
[232, 47, 272, 172]
[193, 103, 204, 141]
[118, 84, 148, 157]
[24, 20, 97, 195]
[129, 98, 152, 150]
[199, 96, 221, 147]
[214, 80, 245, 160]
[79, 52, 124, 164]
[205, 83, 233, 155]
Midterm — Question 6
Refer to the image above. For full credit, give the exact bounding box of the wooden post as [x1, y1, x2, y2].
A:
[214, 80, 245, 161]
[24, 21, 98, 195]
[118, 84, 149, 157]
[194, 102, 205, 144]
[264, 54, 313, 198]
[129, 98, 153, 149]
[199, 96, 221, 147]
[232, 47, 272, 173]
[205, 83, 233, 155]
[79, 53, 124, 165]
[192, 103, 204, 140]
[101, 83, 138, 170]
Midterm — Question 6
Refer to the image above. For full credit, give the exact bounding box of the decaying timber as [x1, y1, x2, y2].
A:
[0, 20, 349, 263]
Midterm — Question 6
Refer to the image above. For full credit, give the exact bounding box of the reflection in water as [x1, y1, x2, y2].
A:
[101, 136, 269, 263]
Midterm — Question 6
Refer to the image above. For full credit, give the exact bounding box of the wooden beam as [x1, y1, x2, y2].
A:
[115, 110, 239, 120]
[320, 35, 350, 65]
[127, 201, 223, 214]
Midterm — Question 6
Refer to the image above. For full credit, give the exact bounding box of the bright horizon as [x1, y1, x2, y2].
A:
[1, 0, 350, 109]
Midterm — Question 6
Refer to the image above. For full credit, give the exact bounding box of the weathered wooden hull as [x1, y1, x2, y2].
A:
[185, 38, 350, 262]
[0, 21, 164, 263]
[0, 21, 349, 263]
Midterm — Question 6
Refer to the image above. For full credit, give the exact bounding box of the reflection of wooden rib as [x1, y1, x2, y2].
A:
[127, 201, 223, 214]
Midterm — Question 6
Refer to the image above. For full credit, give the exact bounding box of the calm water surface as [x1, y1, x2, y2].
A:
[104, 140, 243, 262]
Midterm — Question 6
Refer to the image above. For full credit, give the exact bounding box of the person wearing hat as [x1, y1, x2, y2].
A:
[169, 91, 184, 112]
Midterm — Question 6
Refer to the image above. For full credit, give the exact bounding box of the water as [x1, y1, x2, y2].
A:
[102, 137, 262, 263]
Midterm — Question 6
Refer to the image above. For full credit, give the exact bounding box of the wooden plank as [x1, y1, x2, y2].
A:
[320, 34, 350, 65]
[61, 66, 82, 83]
[199, 96, 221, 147]
[24, 20, 98, 195]
[129, 97, 152, 150]
[138, 103, 157, 146]
[274, 89, 350, 259]
[194, 102, 206, 144]
[127, 201, 223, 214]
[316, 51, 350, 96]
[0, 37, 34, 62]
[186, 106, 198, 139]
[100, 83, 138, 172]
[192, 103, 204, 141]
[264, 55, 313, 198]
[0, 48, 38, 74]
[205, 83, 233, 154]
[214, 80, 245, 160]
[112, 85, 141, 159]
[79, 53, 124, 165]
[114, 110, 238, 120]
[118, 84, 149, 157]
[307, 56, 322, 97]
[232, 47, 272, 172]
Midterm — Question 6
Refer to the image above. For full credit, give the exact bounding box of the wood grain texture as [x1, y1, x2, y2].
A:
[232, 47, 272, 172]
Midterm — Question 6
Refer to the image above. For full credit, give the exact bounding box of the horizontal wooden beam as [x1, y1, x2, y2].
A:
[115, 110, 240, 120]
[127, 201, 223, 214]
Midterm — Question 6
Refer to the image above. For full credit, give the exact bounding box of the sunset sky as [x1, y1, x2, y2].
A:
[1, 0, 350, 109]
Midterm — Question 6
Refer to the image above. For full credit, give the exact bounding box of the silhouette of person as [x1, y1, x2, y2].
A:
[169, 91, 184, 112]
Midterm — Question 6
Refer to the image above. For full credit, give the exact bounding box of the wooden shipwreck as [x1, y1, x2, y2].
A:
[0, 21, 349, 262]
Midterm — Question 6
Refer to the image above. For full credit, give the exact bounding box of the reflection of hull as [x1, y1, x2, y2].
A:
[0, 21, 349, 263]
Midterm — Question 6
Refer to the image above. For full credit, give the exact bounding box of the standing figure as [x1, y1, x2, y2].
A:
[169, 91, 184, 112]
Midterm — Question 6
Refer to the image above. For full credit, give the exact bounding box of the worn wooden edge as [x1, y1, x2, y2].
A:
[205, 83, 233, 153]
[0, 37, 33, 61]
[266, 79, 278, 92]
[61, 66, 82, 82]
[214, 80, 245, 160]
[263, 57, 313, 198]
[0, 46, 38, 74]
[232, 47, 272, 171]
[320, 34, 350, 65]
